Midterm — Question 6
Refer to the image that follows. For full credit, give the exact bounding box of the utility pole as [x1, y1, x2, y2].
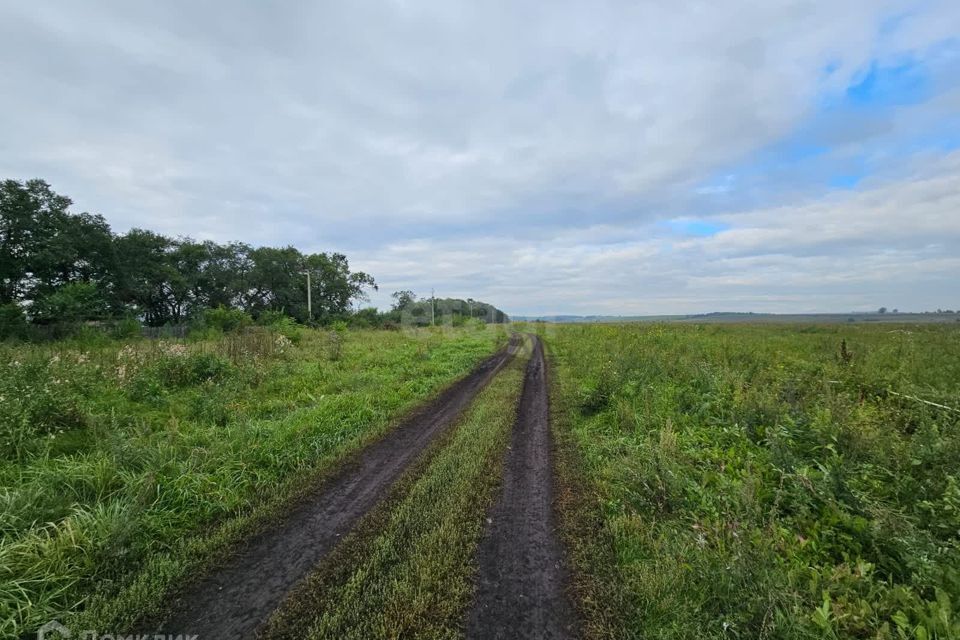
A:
[302, 271, 312, 322]
[431, 288, 435, 325]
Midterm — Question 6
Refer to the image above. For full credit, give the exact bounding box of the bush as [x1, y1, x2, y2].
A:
[254, 310, 302, 343]
[0, 303, 28, 340]
[126, 348, 234, 401]
[349, 307, 384, 328]
[112, 317, 142, 339]
[255, 310, 289, 326]
[0, 357, 88, 459]
[202, 306, 252, 334]
[156, 351, 232, 387]
[31, 283, 109, 324]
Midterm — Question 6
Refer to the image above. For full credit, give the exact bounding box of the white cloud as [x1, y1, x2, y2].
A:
[359, 152, 960, 315]
[1, 0, 958, 314]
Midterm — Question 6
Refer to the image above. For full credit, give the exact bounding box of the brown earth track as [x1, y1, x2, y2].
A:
[159, 336, 519, 640]
[466, 335, 578, 639]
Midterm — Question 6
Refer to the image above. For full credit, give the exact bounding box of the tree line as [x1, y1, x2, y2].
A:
[1, 179, 509, 338]
[1, 179, 376, 335]
[387, 290, 508, 325]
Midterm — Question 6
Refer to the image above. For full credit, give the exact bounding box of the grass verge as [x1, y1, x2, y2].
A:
[547, 339, 626, 640]
[262, 336, 529, 640]
[0, 325, 506, 637]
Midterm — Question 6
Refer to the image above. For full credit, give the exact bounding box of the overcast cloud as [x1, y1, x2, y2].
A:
[2, 0, 959, 315]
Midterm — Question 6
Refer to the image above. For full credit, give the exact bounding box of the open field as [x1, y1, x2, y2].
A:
[548, 322, 960, 639]
[0, 325, 506, 637]
[5, 320, 960, 639]
[516, 312, 960, 325]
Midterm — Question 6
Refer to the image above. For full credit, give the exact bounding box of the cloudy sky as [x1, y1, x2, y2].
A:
[2, 1, 959, 316]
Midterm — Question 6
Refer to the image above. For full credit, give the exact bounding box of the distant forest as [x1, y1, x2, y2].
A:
[388, 290, 508, 325]
[0, 179, 506, 337]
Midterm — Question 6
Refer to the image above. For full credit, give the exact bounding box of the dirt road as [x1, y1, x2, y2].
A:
[160, 337, 518, 639]
[466, 335, 577, 639]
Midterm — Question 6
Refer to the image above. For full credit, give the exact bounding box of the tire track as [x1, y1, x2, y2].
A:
[466, 335, 577, 639]
[159, 336, 519, 639]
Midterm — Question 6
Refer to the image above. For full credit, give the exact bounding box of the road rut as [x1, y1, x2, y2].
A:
[466, 335, 577, 639]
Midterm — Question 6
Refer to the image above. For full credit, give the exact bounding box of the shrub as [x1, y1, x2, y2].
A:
[31, 283, 109, 324]
[155, 351, 232, 387]
[255, 310, 289, 326]
[255, 311, 302, 343]
[0, 357, 88, 459]
[349, 307, 383, 328]
[0, 303, 28, 340]
[112, 316, 142, 339]
[326, 330, 345, 361]
[125, 348, 234, 401]
[202, 306, 252, 334]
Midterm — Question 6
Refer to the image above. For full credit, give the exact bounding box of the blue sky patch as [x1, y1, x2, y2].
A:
[663, 219, 730, 236]
[844, 60, 931, 107]
[828, 173, 862, 189]
[687, 36, 959, 208]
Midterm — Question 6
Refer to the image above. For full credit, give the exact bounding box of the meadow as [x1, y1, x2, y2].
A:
[7, 319, 960, 639]
[548, 322, 960, 639]
[0, 324, 505, 637]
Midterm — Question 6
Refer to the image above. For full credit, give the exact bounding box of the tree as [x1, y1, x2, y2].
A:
[878, 307, 887, 314]
[2, 179, 380, 330]
[31, 211, 115, 301]
[391, 290, 417, 311]
[306, 252, 376, 322]
[112, 229, 178, 325]
[245, 246, 308, 319]
[0, 179, 113, 306]
[1, 179, 70, 304]
[31, 282, 109, 324]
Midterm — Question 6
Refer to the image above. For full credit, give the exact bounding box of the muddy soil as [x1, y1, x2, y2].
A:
[160, 337, 518, 639]
[466, 335, 577, 639]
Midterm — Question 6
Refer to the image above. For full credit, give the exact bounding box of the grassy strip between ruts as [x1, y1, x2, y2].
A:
[1, 326, 507, 638]
[262, 336, 530, 640]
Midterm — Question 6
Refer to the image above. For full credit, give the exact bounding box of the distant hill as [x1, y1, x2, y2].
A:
[512, 311, 960, 324]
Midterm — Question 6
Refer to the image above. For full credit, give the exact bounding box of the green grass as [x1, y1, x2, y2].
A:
[262, 336, 529, 640]
[547, 323, 960, 639]
[0, 325, 506, 638]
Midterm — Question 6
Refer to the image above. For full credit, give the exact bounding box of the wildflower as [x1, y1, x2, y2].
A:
[161, 343, 188, 357]
[275, 335, 293, 353]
